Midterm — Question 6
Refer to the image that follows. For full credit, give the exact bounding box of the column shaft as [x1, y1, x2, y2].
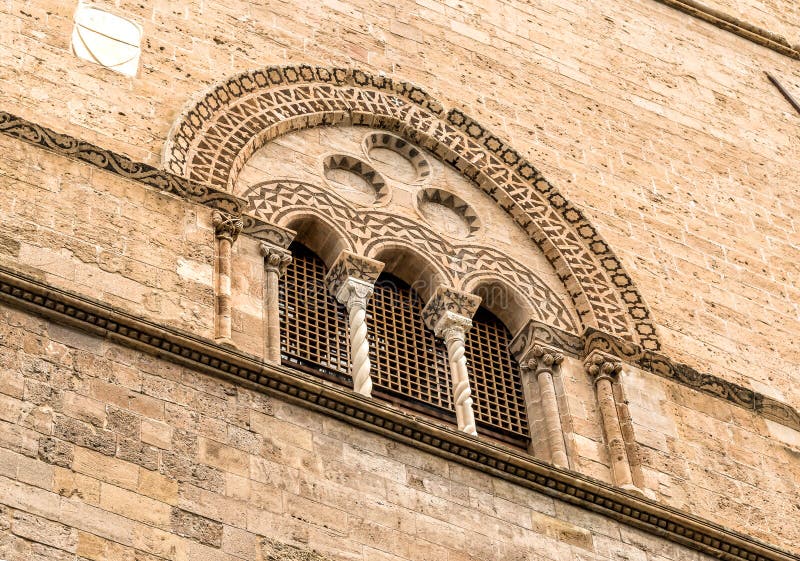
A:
[537, 369, 569, 468]
[595, 375, 634, 488]
[261, 244, 292, 363]
[445, 329, 477, 435]
[216, 236, 233, 342]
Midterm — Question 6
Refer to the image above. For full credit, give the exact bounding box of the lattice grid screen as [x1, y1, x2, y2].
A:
[279, 244, 350, 380]
[465, 307, 529, 440]
[367, 275, 453, 413]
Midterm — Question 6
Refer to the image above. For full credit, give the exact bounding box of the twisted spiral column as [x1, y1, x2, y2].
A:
[335, 278, 375, 397]
[439, 313, 478, 436]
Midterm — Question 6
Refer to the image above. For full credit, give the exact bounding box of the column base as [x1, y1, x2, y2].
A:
[215, 337, 237, 349]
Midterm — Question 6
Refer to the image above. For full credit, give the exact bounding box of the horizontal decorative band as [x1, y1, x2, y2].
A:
[653, 0, 800, 60]
[0, 111, 246, 215]
[0, 265, 796, 561]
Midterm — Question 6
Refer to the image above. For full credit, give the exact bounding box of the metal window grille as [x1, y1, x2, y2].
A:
[279, 248, 528, 444]
[465, 307, 530, 442]
[367, 275, 453, 415]
[279, 244, 351, 381]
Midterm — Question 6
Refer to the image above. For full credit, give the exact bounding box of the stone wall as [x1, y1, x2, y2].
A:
[0, 302, 768, 561]
[1, 0, 798, 405]
[2, 0, 799, 558]
[0, 135, 216, 338]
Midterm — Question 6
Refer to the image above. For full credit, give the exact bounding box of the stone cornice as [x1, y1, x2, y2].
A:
[0, 265, 796, 561]
[653, 0, 800, 60]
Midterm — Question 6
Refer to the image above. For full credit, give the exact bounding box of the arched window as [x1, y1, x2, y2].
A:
[279, 243, 350, 381]
[280, 246, 530, 448]
[465, 307, 530, 447]
[367, 274, 454, 421]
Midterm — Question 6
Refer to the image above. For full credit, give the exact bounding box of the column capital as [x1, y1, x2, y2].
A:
[325, 250, 384, 299]
[421, 286, 481, 337]
[260, 243, 292, 276]
[432, 311, 473, 341]
[333, 277, 374, 311]
[520, 344, 564, 375]
[584, 350, 623, 384]
[212, 211, 243, 243]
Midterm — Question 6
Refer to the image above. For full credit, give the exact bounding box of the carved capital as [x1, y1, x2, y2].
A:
[421, 286, 481, 334]
[333, 277, 374, 311]
[430, 310, 472, 342]
[325, 250, 384, 298]
[260, 243, 292, 276]
[509, 319, 582, 363]
[584, 350, 623, 384]
[212, 211, 243, 243]
[520, 344, 564, 375]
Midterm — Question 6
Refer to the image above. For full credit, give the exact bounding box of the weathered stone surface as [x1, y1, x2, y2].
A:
[170, 508, 223, 547]
[1, 0, 799, 558]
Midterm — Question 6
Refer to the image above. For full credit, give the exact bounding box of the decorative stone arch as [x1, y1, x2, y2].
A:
[164, 65, 659, 350]
[365, 240, 453, 303]
[280, 211, 355, 268]
[462, 273, 536, 336]
[241, 179, 578, 332]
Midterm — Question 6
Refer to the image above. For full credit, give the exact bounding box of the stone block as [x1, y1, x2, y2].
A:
[170, 507, 223, 547]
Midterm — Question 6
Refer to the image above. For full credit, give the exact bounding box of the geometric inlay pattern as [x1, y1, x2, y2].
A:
[416, 187, 481, 238]
[162, 65, 660, 350]
[322, 154, 389, 206]
[243, 179, 580, 333]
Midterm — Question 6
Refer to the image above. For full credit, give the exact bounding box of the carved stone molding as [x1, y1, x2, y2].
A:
[242, 216, 295, 249]
[160, 65, 660, 351]
[653, 0, 800, 61]
[325, 250, 384, 297]
[421, 286, 482, 334]
[0, 265, 796, 561]
[244, 179, 578, 332]
[0, 110, 245, 216]
[510, 319, 584, 359]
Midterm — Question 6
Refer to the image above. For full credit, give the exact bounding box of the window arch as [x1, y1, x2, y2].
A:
[367, 273, 454, 421]
[279, 243, 350, 381]
[465, 306, 530, 447]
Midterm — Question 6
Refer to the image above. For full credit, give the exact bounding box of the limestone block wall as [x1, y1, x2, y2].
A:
[0, 137, 216, 337]
[1, 0, 798, 406]
[0, 303, 766, 561]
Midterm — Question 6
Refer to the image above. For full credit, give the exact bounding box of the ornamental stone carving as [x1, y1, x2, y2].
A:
[326, 251, 385, 397]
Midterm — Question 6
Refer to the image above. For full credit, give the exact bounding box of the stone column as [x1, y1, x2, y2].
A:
[260, 243, 292, 364]
[325, 251, 384, 397]
[584, 350, 638, 491]
[212, 211, 243, 347]
[520, 344, 569, 468]
[422, 287, 482, 436]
